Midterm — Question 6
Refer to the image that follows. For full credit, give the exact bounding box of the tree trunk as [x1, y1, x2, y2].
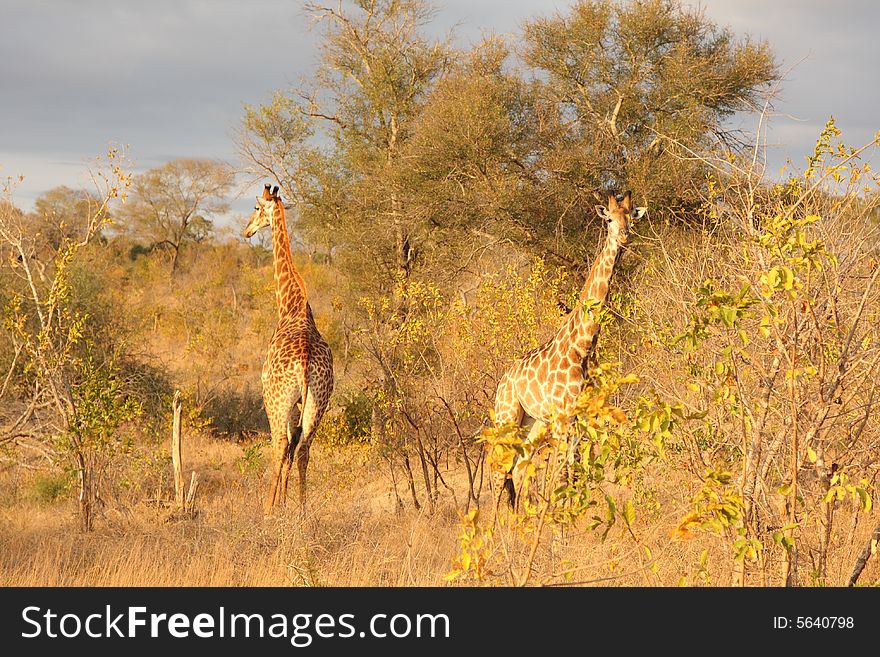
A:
[413, 427, 434, 513]
[171, 391, 184, 508]
[76, 450, 93, 532]
[784, 342, 800, 587]
[184, 471, 199, 516]
[390, 191, 412, 315]
[402, 449, 420, 510]
[385, 454, 404, 512]
[170, 242, 181, 274]
[848, 524, 880, 587]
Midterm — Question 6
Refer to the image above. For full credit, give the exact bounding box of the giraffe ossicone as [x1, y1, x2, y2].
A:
[243, 183, 334, 515]
[492, 190, 646, 508]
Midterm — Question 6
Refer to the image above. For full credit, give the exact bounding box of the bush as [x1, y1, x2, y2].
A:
[236, 440, 267, 478]
[28, 471, 72, 504]
[317, 390, 373, 447]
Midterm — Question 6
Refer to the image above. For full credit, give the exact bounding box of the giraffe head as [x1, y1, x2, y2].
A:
[243, 184, 280, 238]
[594, 191, 646, 246]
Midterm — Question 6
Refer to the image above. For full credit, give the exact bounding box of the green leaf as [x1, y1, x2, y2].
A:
[719, 305, 737, 328]
[605, 494, 617, 523]
[857, 488, 872, 513]
[623, 499, 636, 528]
[779, 266, 794, 290]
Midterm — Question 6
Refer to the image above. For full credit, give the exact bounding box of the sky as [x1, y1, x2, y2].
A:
[1, 0, 877, 218]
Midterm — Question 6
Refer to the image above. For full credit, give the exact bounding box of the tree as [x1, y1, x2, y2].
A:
[240, 0, 451, 293]
[398, 38, 561, 261]
[121, 159, 234, 273]
[33, 186, 106, 251]
[521, 0, 778, 212]
[1, 151, 139, 531]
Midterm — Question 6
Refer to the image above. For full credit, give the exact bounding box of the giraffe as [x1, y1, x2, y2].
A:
[492, 191, 646, 508]
[243, 184, 334, 514]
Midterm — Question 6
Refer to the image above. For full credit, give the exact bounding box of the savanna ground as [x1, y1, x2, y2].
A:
[2, 422, 877, 586]
[2, 0, 880, 587]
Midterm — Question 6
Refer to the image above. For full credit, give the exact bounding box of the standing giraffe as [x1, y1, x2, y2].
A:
[243, 184, 334, 514]
[492, 191, 646, 507]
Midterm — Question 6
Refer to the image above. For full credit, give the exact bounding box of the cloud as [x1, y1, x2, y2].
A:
[1, 0, 877, 210]
[0, 0, 316, 157]
[682, 0, 879, 170]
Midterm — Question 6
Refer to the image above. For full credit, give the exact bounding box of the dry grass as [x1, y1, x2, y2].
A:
[0, 434, 461, 586]
[2, 431, 876, 587]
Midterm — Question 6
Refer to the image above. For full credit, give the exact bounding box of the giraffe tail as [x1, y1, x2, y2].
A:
[295, 347, 310, 447]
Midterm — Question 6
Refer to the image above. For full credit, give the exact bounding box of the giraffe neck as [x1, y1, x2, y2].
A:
[556, 235, 621, 362]
[270, 201, 309, 319]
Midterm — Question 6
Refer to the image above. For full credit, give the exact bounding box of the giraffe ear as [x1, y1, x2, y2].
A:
[632, 206, 647, 220]
[595, 205, 608, 219]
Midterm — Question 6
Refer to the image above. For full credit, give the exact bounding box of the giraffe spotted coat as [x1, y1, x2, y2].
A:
[244, 184, 334, 514]
[493, 192, 646, 506]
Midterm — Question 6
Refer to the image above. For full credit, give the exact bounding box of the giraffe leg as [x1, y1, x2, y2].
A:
[492, 377, 525, 512]
[291, 380, 329, 514]
[279, 402, 303, 506]
[279, 422, 292, 506]
[265, 414, 290, 515]
[512, 418, 544, 509]
[293, 438, 311, 514]
[280, 424, 302, 504]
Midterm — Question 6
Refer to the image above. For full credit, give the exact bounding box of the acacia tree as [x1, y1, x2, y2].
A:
[33, 186, 107, 251]
[121, 158, 234, 273]
[521, 0, 778, 212]
[242, 0, 779, 269]
[399, 38, 550, 256]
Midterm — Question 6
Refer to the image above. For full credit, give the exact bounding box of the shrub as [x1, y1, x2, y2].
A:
[28, 471, 72, 504]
